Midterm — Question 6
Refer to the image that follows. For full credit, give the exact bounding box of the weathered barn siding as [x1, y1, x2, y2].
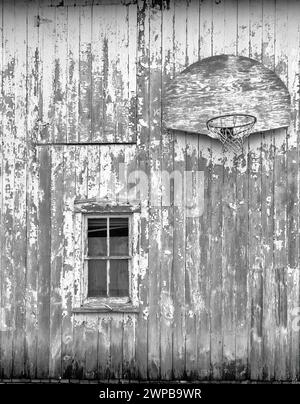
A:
[0, 0, 299, 380]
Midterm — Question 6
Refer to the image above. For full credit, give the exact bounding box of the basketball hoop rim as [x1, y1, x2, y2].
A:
[206, 113, 257, 130]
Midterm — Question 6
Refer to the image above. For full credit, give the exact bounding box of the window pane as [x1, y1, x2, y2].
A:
[109, 217, 128, 256]
[109, 260, 129, 297]
[88, 218, 107, 256]
[88, 260, 107, 297]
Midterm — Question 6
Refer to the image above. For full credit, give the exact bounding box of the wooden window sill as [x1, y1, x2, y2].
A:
[72, 304, 139, 314]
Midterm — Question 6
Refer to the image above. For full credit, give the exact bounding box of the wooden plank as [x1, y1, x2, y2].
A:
[61, 146, 76, 378]
[186, 0, 199, 66]
[122, 314, 136, 379]
[12, 0, 27, 378]
[87, 145, 100, 200]
[262, 0, 275, 70]
[53, 6, 68, 143]
[48, 9, 67, 379]
[172, 129, 186, 381]
[199, 0, 212, 60]
[66, 6, 80, 143]
[212, 0, 224, 55]
[0, 0, 3, 378]
[250, 0, 263, 60]
[64, 10, 80, 371]
[135, 0, 149, 380]
[98, 315, 111, 380]
[100, 4, 119, 141]
[209, 161, 223, 382]
[222, 151, 237, 381]
[274, 0, 288, 381]
[235, 0, 250, 381]
[172, 0, 187, 380]
[93, 4, 133, 143]
[91, 4, 105, 142]
[224, 0, 237, 55]
[110, 314, 123, 380]
[197, 0, 213, 380]
[72, 145, 88, 378]
[248, 134, 263, 381]
[25, 0, 40, 378]
[147, 2, 162, 380]
[99, 146, 112, 201]
[83, 144, 101, 379]
[37, 147, 51, 378]
[113, 5, 129, 142]
[221, 0, 238, 381]
[261, 0, 276, 381]
[184, 0, 200, 380]
[197, 138, 212, 380]
[73, 211, 83, 310]
[237, 0, 250, 57]
[235, 152, 249, 380]
[160, 0, 174, 380]
[38, 5, 56, 143]
[85, 315, 99, 379]
[273, 129, 288, 381]
[123, 194, 139, 378]
[210, 0, 225, 380]
[49, 146, 64, 378]
[286, 0, 300, 381]
[79, 5, 92, 142]
[127, 4, 137, 142]
[185, 134, 201, 379]
[248, 0, 263, 381]
[1, 0, 15, 379]
[109, 145, 126, 204]
[261, 128, 276, 380]
[72, 314, 86, 379]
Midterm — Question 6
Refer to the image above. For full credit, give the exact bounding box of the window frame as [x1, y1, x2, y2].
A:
[82, 213, 133, 307]
[72, 200, 140, 313]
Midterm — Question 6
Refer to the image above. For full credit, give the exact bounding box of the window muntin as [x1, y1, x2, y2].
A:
[86, 216, 130, 299]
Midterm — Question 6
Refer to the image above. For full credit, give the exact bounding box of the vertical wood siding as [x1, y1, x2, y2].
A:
[0, 0, 299, 380]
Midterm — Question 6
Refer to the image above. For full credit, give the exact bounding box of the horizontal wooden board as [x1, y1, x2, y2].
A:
[164, 54, 291, 136]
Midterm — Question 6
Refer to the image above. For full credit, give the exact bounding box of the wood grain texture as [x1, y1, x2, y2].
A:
[147, 3, 162, 380]
[1, 0, 15, 378]
[260, 1, 275, 381]
[37, 147, 51, 378]
[196, 0, 213, 380]
[235, 0, 250, 381]
[13, 0, 27, 377]
[0, 0, 3, 379]
[286, 0, 300, 381]
[49, 147, 64, 378]
[160, 0, 174, 381]
[164, 54, 291, 136]
[274, 0, 289, 380]
[25, 0, 40, 377]
[134, 0, 149, 380]
[0, 0, 300, 382]
[248, 0, 263, 381]
[172, 0, 187, 380]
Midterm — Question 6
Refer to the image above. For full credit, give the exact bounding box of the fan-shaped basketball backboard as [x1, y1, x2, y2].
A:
[164, 55, 291, 138]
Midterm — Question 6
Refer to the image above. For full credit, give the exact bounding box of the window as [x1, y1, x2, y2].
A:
[87, 216, 130, 299]
[72, 201, 140, 313]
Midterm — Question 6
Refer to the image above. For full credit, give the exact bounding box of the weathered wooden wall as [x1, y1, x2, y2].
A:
[0, 0, 299, 380]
